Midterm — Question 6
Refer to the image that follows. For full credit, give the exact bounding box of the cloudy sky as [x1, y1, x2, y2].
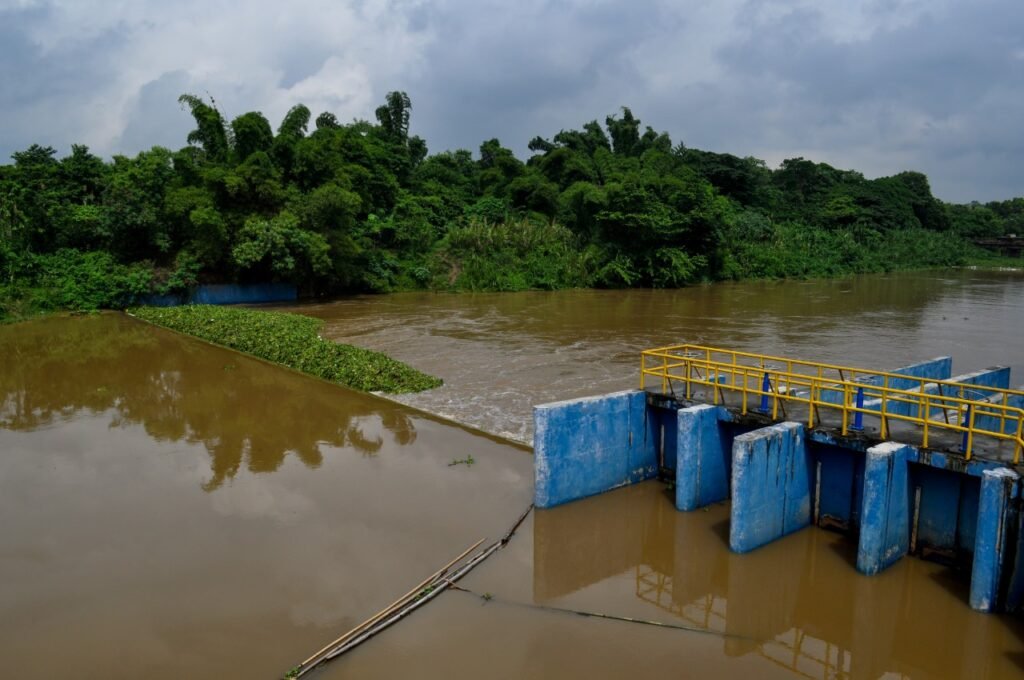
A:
[1, 0, 1021, 202]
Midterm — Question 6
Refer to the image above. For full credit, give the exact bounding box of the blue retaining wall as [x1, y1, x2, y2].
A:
[138, 283, 298, 307]
[1003, 510, 1024, 612]
[972, 387, 1024, 435]
[730, 422, 811, 553]
[814, 443, 865, 531]
[864, 366, 1011, 419]
[534, 390, 657, 509]
[801, 356, 952, 405]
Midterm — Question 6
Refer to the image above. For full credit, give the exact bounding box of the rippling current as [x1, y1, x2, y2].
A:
[286, 269, 1024, 443]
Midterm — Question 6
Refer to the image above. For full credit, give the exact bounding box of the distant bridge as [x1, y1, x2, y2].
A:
[973, 236, 1024, 257]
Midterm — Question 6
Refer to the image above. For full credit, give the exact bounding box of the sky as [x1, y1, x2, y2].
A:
[1, 0, 1022, 203]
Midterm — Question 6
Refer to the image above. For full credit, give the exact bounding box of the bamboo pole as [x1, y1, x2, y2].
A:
[292, 537, 485, 676]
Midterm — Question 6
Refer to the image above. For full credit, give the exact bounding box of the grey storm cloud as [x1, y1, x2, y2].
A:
[1, 0, 1021, 202]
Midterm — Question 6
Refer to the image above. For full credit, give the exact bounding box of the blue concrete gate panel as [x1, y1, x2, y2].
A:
[534, 390, 657, 508]
[730, 422, 811, 554]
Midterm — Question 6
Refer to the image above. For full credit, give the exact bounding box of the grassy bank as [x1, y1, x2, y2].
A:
[130, 305, 442, 393]
[963, 253, 1024, 269]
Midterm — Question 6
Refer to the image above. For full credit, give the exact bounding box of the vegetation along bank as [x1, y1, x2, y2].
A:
[2, 91, 1022, 322]
[130, 305, 442, 394]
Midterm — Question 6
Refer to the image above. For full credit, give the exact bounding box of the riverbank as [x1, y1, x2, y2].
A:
[130, 305, 442, 394]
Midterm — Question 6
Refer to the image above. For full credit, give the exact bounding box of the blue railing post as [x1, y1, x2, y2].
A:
[962, 405, 972, 452]
[759, 373, 771, 413]
[851, 386, 865, 431]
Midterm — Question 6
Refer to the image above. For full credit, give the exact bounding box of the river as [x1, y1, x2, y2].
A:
[288, 269, 1024, 443]
[2, 269, 1023, 678]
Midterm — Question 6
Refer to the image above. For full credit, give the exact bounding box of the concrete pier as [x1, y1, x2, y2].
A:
[675, 404, 732, 511]
[970, 468, 1020, 612]
[857, 442, 912, 575]
[534, 390, 656, 509]
[729, 422, 810, 554]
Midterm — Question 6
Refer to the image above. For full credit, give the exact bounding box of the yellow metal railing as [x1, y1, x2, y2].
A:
[640, 344, 1024, 463]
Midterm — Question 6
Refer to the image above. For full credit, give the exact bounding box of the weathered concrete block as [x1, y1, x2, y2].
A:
[729, 422, 810, 554]
[970, 468, 1020, 612]
[534, 390, 656, 509]
[857, 442, 912, 575]
[675, 404, 732, 511]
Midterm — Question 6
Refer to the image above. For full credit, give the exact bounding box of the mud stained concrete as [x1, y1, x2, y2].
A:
[0, 313, 532, 679]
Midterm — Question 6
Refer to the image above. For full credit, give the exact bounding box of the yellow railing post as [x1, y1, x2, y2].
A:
[637, 344, 1024, 461]
[841, 383, 849, 435]
[880, 392, 888, 439]
[965, 405, 977, 459]
[771, 374, 779, 419]
[922, 395, 930, 448]
[808, 383, 816, 429]
[662, 354, 668, 395]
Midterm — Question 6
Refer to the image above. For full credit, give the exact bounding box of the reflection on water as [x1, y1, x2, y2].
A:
[285, 270, 1024, 443]
[0, 314, 417, 489]
[0, 312, 533, 679]
[531, 482, 1024, 680]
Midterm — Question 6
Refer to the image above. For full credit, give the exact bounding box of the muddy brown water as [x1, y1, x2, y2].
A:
[0, 313, 532, 678]
[288, 269, 1024, 444]
[2, 269, 1024, 679]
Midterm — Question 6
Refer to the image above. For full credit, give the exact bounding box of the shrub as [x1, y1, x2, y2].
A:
[129, 305, 442, 394]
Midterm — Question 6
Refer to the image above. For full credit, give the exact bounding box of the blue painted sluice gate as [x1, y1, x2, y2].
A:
[533, 353, 1024, 613]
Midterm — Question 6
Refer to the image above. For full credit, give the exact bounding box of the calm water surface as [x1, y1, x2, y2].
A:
[0, 314, 532, 678]
[4, 269, 1024, 679]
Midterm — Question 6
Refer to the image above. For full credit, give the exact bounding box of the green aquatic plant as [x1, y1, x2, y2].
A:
[129, 305, 442, 394]
[448, 455, 475, 467]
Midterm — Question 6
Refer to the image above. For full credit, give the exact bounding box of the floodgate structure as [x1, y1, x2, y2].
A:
[534, 345, 1024, 613]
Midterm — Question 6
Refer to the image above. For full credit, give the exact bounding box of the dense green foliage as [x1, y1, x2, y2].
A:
[130, 305, 442, 393]
[1, 249, 155, 322]
[2, 92, 1021, 319]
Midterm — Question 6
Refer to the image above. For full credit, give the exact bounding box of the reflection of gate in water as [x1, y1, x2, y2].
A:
[761, 629, 852, 680]
[633, 563, 915, 680]
[634, 564, 726, 632]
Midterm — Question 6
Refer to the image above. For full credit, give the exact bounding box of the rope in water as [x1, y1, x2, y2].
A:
[444, 586, 761, 643]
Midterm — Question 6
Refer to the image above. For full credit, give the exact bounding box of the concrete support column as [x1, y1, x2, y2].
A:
[729, 422, 810, 553]
[676, 404, 730, 511]
[857, 442, 912, 575]
[970, 468, 1020, 612]
[534, 390, 656, 509]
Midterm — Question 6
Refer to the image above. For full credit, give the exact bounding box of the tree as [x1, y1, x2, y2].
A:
[231, 112, 274, 162]
[178, 94, 230, 163]
[375, 91, 412, 143]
